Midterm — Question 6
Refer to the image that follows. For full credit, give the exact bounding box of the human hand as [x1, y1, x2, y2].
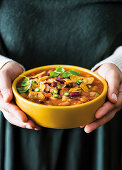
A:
[0, 61, 41, 130]
[81, 63, 122, 133]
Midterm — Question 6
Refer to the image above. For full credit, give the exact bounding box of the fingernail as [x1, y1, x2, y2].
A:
[26, 124, 33, 129]
[80, 126, 84, 128]
[34, 128, 41, 130]
[112, 93, 117, 101]
[84, 127, 90, 133]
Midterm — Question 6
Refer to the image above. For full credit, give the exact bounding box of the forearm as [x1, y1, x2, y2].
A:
[91, 46, 122, 72]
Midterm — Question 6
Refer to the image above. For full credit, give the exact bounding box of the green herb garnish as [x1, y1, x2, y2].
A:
[69, 69, 81, 76]
[50, 71, 60, 78]
[21, 76, 30, 86]
[17, 76, 35, 93]
[62, 72, 71, 78]
[50, 66, 64, 78]
[56, 66, 65, 73]
[17, 86, 31, 93]
[49, 66, 81, 78]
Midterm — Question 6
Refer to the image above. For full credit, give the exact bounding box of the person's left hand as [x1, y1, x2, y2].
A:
[80, 63, 122, 133]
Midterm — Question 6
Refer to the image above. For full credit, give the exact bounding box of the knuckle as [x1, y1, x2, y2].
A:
[0, 69, 9, 77]
[107, 69, 119, 79]
[0, 71, 9, 88]
[108, 69, 115, 76]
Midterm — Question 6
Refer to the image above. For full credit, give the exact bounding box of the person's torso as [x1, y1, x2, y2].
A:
[0, 1, 122, 170]
[0, 0, 122, 69]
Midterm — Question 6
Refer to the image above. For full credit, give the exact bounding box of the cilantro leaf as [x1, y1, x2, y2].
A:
[17, 76, 35, 93]
[69, 69, 81, 76]
[49, 66, 81, 78]
[21, 77, 30, 86]
[50, 71, 60, 77]
[56, 66, 65, 73]
[17, 86, 30, 93]
[62, 72, 71, 78]
[30, 79, 35, 85]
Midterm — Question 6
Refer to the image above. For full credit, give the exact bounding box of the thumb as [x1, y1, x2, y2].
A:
[0, 70, 13, 102]
[106, 70, 120, 103]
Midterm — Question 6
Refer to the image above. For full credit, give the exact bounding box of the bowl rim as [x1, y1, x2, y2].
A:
[12, 64, 108, 109]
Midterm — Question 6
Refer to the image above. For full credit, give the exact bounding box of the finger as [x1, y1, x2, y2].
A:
[116, 83, 122, 108]
[84, 108, 118, 133]
[2, 110, 41, 130]
[26, 119, 41, 130]
[80, 126, 85, 128]
[0, 70, 13, 102]
[95, 101, 114, 119]
[105, 70, 120, 103]
[0, 94, 28, 122]
[0, 92, 41, 129]
[96, 83, 122, 118]
[2, 109, 27, 128]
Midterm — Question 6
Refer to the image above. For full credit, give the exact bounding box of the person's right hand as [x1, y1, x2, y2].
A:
[0, 61, 41, 130]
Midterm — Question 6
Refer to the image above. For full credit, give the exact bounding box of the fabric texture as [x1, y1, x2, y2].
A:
[0, 0, 122, 170]
[0, 55, 12, 69]
[0, 55, 25, 71]
[91, 46, 122, 71]
[1, 45, 122, 72]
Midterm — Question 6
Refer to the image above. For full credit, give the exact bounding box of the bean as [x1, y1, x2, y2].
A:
[56, 78, 64, 83]
[60, 89, 68, 95]
[80, 96, 88, 102]
[51, 81, 57, 87]
[70, 92, 81, 97]
[50, 87, 55, 93]
[90, 92, 96, 97]
[64, 82, 73, 87]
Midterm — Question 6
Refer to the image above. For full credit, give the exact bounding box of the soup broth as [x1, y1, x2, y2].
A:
[17, 66, 104, 106]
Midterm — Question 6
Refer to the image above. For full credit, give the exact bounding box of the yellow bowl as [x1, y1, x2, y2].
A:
[12, 65, 107, 129]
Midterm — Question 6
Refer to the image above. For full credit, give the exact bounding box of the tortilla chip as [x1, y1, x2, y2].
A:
[70, 75, 82, 82]
[64, 79, 73, 83]
[28, 91, 45, 100]
[40, 82, 45, 92]
[80, 84, 89, 92]
[29, 71, 46, 78]
[82, 77, 94, 84]
[39, 76, 49, 81]
[69, 87, 81, 93]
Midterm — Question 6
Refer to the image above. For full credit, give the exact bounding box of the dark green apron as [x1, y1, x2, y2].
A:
[0, 0, 122, 170]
